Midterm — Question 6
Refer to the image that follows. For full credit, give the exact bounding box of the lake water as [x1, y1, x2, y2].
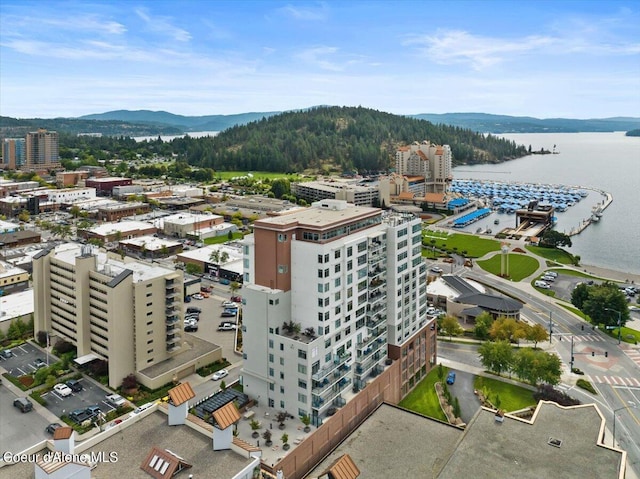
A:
[452, 132, 640, 275]
[133, 131, 219, 142]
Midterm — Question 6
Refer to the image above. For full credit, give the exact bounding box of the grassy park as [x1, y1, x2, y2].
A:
[525, 245, 576, 265]
[477, 253, 540, 281]
[474, 376, 536, 412]
[422, 232, 501, 258]
[399, 367, 448, 421]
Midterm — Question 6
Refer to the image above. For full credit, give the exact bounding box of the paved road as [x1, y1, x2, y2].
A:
[445, 369, 479, 424]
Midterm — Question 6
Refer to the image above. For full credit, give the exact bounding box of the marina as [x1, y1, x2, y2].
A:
[445, 179, 611, 239]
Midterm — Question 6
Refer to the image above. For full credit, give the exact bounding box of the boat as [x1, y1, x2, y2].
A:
[590, 214, 600, 222]
[494, 219, 500, 225]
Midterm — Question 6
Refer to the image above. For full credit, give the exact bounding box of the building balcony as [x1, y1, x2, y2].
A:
[166, 314, 179, 325]
[354, 351, 387, 380]
[167, 344, 181, 353]
[366, 314, 386, 330]
[368, 291, 386, 306]
[311, 352, 352, 383]
[166, 324, 180, 335]
[312, 377, 352, 409]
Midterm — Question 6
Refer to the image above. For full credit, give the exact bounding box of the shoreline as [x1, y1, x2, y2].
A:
[578, 263, 640, 285]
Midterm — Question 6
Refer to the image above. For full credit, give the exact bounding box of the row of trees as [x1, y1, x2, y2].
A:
[478, 340, 562, 386]
[571, 282, 629, 328]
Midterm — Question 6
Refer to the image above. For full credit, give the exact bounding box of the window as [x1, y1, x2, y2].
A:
[269, 339, 274, 349]
[335, 318, 341, 328]
[335, 305, 341, 315]
[280, 343, 284, 351]
[269, 399, 274, 407]
[325, 352, 331, 363]
[278, 233, 287, 242]
[347, 246, 353, 256]
[298, 393, 307, 403]
[357, 255, 366, 266]
[280, 401, 285, 409]
[324, 268, 330, 278]
[280, 372, 284, 380]
[334, 250, 341, 259]
[335, 264, 341, 273]
[324, 254, 329, 263]
[325, 338, 331, 348]
[269, 354, 274, 363]
[347, 260, 353, 270]
[324, 326, 330, 334]
[280, 357, 285, 365]
[298, 379, 307, 389]
[270, 383, 274, 391]
[280, 386, 285, 394]
[318, 254, 324, 264]
[298, 363, 307, 374]
[269, 368, 274, 377]
[278, 265, 288, 274]
[335, 291, 341, 301]
[298, 349, 307, 359]
[347, 273, 353, 284]
[318, 269, 323, 278]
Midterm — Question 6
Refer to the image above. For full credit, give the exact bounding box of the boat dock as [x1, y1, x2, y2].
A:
[568, 189, 613, 236]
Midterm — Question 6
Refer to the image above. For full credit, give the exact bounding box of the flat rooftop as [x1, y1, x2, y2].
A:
[138, 335, 221, 379]
[255, 200, 380, 229]
[306, 404, 462, 478]
[88, 220, 155, 237]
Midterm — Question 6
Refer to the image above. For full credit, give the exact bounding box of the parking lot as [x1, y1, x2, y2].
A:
[0, 342, 57, 378]
[40, 376, 119, 421]
[184, 280, 240, 363]
[0, 384, 52, 454]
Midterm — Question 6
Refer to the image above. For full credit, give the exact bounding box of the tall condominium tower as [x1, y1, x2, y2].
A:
[1, 138, 26, 169]
[25, 129, 60, 170]
[241, 199, 436, 425]
[32, 244, 184, 389]
[395, 141, 452, 194]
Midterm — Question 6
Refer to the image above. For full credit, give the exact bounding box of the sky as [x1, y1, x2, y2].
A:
[1, 0, 639, 119]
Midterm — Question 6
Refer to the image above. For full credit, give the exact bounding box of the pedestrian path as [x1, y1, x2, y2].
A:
[588, 375, 640, 387]
[622, 348, 640, 368]
[554, 333, 607, 342]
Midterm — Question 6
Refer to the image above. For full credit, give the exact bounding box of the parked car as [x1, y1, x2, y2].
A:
[217, 323, 237, 331]
[230, 296, 242, 303]
[184, 322, 198, 332]
[185, 314, 200, 321]
[13, 397, 33, 413]
[187, 307, 202, 314]
[192, 294, 204, 300]
[200, 286, 212, 293]
[219, 320, 237, 326]
[534, 280, 550, 289]
[546, 271, 558, 278]
[446, 371, 456, 385]
[184, 295, 191, 303]
[66, 379, 83, 392]
[0, 348, 13, 359]
[430, 266, 443, 274]
[86, 405, 102, 416]
[45, 423, 63, 434]
[220, 278, 231, 285]
[222, 301, 238, 308]
[201, 292, 210, 298]
[53, 383, 73, 397]
[33, 358, 47, 369]
[105, 394, 126, 408]
[221, 311, 237, 318]
[212, 369, 228, 381]
[69, 407, 97, 424]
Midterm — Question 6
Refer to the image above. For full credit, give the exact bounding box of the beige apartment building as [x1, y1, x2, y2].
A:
[32, 243, 187, 389]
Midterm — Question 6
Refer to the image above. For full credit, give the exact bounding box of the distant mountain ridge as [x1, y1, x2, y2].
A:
[412, 112, 640, 133]
[79, 109, 282, 132]
[79, 110, 640, 134]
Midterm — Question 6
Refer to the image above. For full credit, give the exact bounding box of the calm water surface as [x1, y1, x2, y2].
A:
[452, 132, 640, 275]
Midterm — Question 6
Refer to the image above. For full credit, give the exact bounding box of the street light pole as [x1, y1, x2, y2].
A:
[612, 402, 636, 448]
[548, 310, 553, 343]
[604, 308, 622, 344]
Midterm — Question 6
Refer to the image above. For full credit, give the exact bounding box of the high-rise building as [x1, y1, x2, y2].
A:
[1, 138, 26, 169]
[32, 243, 185, 389]
[241, 199, 435, 425]
[395, 141, 452, 194]
[25, 129, 60, 170]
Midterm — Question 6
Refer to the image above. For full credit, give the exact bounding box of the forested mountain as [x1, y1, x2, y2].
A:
[0, 116, 181, 137]
[166, 106, 527, 172]
[413, 113, 640, 133]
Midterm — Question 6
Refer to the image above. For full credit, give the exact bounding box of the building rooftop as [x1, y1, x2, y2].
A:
[138, 335, 221, 379]
[120, 236, 181, 251]
[255, 200, 379, 229]
[87, 220, 155, 237]
[162, 212, 222, 225]
[176, 244, 243, 264]
[306, 404, 462, 478]
[0, 289, 34, 325]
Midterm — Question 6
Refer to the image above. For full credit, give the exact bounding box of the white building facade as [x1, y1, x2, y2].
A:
[241, 200, 433, 425]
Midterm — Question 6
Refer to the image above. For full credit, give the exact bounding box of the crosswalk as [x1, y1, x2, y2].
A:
[554, 334, 607, 342]
[588, 375, 640, 387]
[622, 348, 640, 368]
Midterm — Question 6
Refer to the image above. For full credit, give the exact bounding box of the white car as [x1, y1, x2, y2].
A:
[212, 369, 229, 381]
[222, 301, 238, 308]
[106, 393, 126, 407]
[534, 280, 550, 289]
[192, 294, 204, 300]
[53, 383, 73, 397]
[430, 266, 443, 274]
[546, 271, 558, 278]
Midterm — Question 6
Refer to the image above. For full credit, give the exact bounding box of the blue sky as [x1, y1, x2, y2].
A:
[1, 0, 639, 119]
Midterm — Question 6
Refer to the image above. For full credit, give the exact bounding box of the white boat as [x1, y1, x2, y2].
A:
[591, 214, 600, 222]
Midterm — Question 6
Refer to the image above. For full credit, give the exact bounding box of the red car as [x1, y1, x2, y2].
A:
[231, 296, 242, 303]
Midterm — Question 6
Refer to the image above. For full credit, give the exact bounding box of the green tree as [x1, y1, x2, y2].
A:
[513, 348, 561, 386]
[582, 282, 629, 327]
[478, 340, 514, 375]
[185, 263, 203, 275]
[489, 317, 525, 344]
[540, 230, 572, 248]
[474, 312, 494, 340]
[571, 283, 590, 310]
[270, 178, 291, 199]
[440, 315, 463, 340]
[525, 323, 549, 348]
[18, 210, 30, 223]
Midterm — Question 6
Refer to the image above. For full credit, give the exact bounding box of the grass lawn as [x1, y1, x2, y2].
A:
[525, 245, 576, 265]
[204, 232, 245, 244]
[477, 253, 540, 281]
[422, 229, 450, 239]
[421, 248, 441, 259]
[214, 171, 306, 181]
[474, 376, 536, 412]
[608, 327, 640, 344]
[399, 366, 448, 421]
[422, 232, 501, 258]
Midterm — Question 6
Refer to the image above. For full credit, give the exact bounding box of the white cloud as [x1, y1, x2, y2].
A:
[295, 46, 342, 71]
[278, 2, 329, 21]
[135, 8, 191, 42]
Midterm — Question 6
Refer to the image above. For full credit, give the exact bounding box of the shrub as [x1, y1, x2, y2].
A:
[36, 331, 48, 347]
[53, 339, 75, 355]
[121, 373, 138, 390]
[533, 384, 580, 406]
[576, 379, 597, 395]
